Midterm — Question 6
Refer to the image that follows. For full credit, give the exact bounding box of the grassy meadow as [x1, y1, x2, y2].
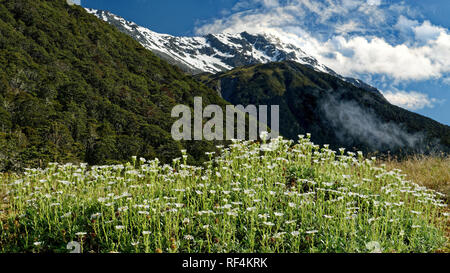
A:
[382, 156, 449, 204]
[0, 134, 448, 253]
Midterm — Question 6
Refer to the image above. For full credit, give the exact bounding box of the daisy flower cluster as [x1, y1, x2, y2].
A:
[0, 134, 447, 253]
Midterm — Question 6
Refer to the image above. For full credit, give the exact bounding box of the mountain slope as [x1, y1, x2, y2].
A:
[86, 8, 378, 93]
[198, 61, 450, 154]
[86, 9, 332, 75]
[0, 0, 227, 171]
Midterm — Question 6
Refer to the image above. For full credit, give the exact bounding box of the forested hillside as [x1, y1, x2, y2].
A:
[0, 0, 227, 171]
[198, 61, 450, 155]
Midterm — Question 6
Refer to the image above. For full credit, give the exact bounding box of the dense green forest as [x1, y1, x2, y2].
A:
[198, 61, 450, 155]
[0, 0, 228, 171]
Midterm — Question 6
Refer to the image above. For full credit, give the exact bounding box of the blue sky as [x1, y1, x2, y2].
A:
[82, 0, 450, 125]
[82, 0, 240, 36]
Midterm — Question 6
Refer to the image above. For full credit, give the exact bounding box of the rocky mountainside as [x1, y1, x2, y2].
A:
[86, 8, 378, 93]
[198, 61, 450, 155]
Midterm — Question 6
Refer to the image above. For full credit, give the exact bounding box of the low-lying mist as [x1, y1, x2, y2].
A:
[320, 94, 427, 152]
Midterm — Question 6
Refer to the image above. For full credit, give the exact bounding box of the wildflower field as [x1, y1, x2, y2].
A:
[0, 134, 448, 253]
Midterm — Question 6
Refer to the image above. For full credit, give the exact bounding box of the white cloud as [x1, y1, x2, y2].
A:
[367, 0, 381, 6]
[67, 0, 81, 5]
[260, 0, 280, 8]
[195, 0, 450, 82]
[334, 20, 362, 34]
[382, 90, 439, 110]
[395, 16, 446, 44]
[317, 33, 450, 81]
[413, 21, 444, 42]
[395, 15, 418, 37]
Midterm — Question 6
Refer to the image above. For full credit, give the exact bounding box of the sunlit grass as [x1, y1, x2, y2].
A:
[380, 156, 449, 204]
[379, 155, 450, 252]
[0, 134, 448, 253]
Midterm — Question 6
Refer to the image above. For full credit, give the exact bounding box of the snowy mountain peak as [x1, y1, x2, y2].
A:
[86, 8, 379, 93]
[86, 8, 338, 75]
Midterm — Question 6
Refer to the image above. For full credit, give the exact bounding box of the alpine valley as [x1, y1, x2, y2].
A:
[89, 7, 450, 154]
[0, 0, 449, 255]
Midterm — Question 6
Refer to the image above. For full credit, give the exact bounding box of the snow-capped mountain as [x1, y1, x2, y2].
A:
[86, 9, 336, 74]
[86, 8, 379, 93]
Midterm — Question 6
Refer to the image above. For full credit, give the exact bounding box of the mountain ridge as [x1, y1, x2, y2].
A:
[86, 8, 381, 95]
[198, 61, 450, 154]
[0, 0, 227, 171]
